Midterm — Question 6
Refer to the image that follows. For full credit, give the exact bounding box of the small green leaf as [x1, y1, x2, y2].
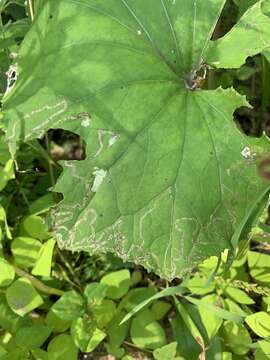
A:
[94, 299, 116, 328]
[221, 321, 252, 355]
[130, 270, 142, 286]
[71, 316, 106, 352]
[245, 312, 270, 338]
[107, 311, 130, 349]
[6, 277, 43, 316]
[31, 348, 49, 360]
[254, 340, 270, 360]
[0, 295, 30, 333]
[186, 275, 215, 295]
[171, 313, 201, 360]
[262, 0, 270, 17]
[223, 298, 247, 317]
[222, 286, 255, 305]
[232, 251, 248, 268]
[11, 236, 42, 269]
[0, 349, 29, 360]
[120, 287, 157, 313]
[32, 238, 55, 277]
[205, 336, 223, 359]
[130, 309, 166, 350]
[51, 290, 84, 321]
[0, 346, 7, 357]
[0, 135, 11, 165]
[19, 215, 51, 241]
[0, 159, 14, 191]
[248, 251, 270, 284]
[100, 270, 130, 300]
[46, 309, 71, 333]
[29, 193, 56, 216]
[221, 353, 233, 360]
[196, 294, 223, 340]
[0, 258, 15, 287]
[198, 256, 223, 275]
[84, 282, 108, 305]
[105, 344, 125, 358]
[121, 285, 185, 324]
[262, 296, 270, 312]
[0, 17, 29, 49]
[151, 301, 172, 321]
[236, 65, 256, 81]
[47, 334, 78, 360]
[153, 342, 178, 360]
[14, 325, 52, 350]
[174, 298, 205, 355]
[184, 295, 246, 323]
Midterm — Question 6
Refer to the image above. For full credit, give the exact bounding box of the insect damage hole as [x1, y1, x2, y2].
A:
[41, 129, 86, 161]
[4, 63, 18, 97]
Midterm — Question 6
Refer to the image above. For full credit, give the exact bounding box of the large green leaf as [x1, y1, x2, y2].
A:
[207, 0, 270, 68]
[2, 0, 270, 279]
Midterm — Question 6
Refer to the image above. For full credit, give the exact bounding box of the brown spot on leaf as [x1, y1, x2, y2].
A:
[258, 156, 270, 181]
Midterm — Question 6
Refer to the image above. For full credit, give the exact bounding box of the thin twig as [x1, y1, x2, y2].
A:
[28, 0, 34, 22]
[14, 265, 64, 296]
[57, 250, 83, 293]
[44, 133, 56, 187]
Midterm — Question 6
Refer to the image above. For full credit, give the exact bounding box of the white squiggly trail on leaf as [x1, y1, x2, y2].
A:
[24, 100, 68, 139]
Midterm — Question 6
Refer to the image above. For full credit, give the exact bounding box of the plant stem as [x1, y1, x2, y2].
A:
[57, 250, 83, 293]
[207, 68, 216, 90]
[14, 265, 64, 296]
[44, 133, 56, 187]
[261, 54, 270, 115]
[216, 276, 270, 297]
[28, 0, 34, 22]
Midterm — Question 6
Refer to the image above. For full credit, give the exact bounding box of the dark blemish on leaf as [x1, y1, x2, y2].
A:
[14, 37, 23, 44]
[49, 15, 53, 19]
[258, 156, 270, 181]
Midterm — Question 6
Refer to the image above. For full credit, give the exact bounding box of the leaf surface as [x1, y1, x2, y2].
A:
[207, 0, 270, 68]
[2, 0, 270, 278]
[6, 277, 43, 316]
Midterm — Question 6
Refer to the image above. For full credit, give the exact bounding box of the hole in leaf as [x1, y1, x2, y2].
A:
[234, 107, 255, 136]
[14, 36, 23, 44]
[40, 129, 86, 161]
[211, 0, 238, 40]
